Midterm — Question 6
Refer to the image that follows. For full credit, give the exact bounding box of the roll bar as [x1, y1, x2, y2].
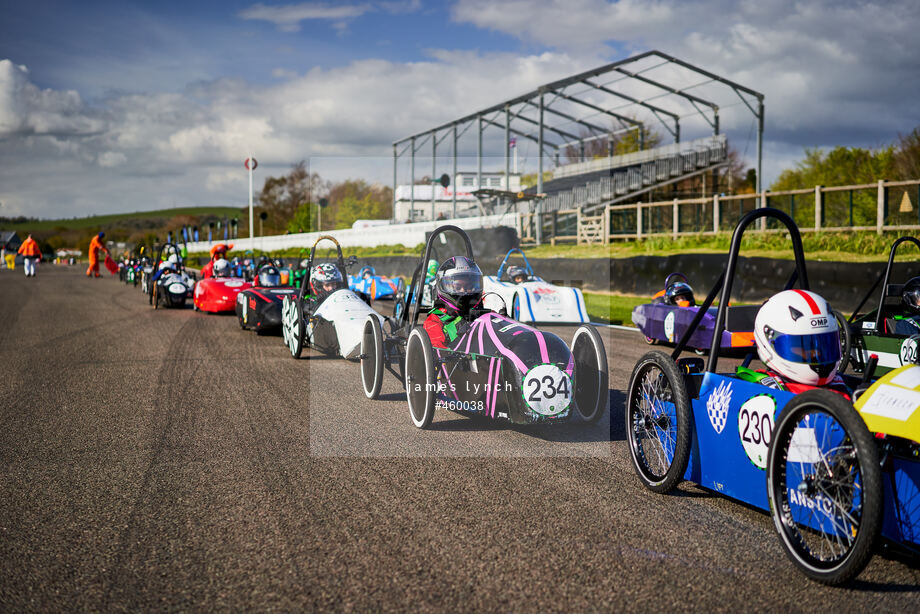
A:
[496, 248, 535, 281]
[298, 235, 347, 301]
[403, 225, 474, 328]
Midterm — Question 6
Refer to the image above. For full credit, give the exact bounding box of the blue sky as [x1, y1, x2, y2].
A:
[1, 0, 918, 218]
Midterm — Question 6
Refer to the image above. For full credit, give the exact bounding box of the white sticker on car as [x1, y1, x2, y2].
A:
[737, 394, 776, 469]
[664, 310, 676, 343]
[522, 364, 572, 416]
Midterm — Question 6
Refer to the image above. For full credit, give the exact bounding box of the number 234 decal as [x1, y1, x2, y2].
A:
[523, 364, 572, 416]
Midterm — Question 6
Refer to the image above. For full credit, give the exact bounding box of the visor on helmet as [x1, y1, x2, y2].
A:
[440, 270, 482, 295]
[770, 330, 841, 367]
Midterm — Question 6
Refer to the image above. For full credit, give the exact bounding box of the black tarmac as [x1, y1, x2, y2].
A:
[1, 266, 918, 611]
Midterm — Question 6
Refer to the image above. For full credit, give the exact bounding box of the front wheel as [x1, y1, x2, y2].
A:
[361, 316, 384, 400]
[571, 325, 608, 423]
[767, 389, 881, 585]
[282, 296, 305, 359]
[405, 327, 436, 428]
[511, 293, 522, 321]
[625, 351, 692, 493]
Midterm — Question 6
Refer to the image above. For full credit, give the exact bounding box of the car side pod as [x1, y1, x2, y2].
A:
[625, 350, 692, 493]
[766, 389, 882, 585]
[570, 325, 609, 423]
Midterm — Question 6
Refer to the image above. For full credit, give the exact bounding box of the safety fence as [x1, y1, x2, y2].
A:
[521, 179, 920, 244]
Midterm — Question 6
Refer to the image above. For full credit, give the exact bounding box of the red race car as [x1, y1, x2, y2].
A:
[193, 258, 252, 313]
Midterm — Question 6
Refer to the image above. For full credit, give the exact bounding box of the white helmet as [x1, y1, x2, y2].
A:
[168, 253, 179, 265]
[158, 260, 175, 271]
[754, 289, 841, 386]
[213, 258, 231, 277]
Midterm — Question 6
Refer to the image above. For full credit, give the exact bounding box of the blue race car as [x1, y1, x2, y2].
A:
[626, 207, 920, 585]
[348, 265, 403, 300]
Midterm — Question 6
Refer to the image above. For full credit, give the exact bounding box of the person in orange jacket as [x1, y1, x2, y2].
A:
[200, 242, 233, 279]
[17, 234, 41, 277]
[86, 232, 109, 278]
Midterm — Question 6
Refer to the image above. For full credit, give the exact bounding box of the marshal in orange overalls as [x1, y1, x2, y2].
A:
[86, 233, 108, 277]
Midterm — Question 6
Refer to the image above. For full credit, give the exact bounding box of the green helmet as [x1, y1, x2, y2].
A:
[426, 259, 439, 277]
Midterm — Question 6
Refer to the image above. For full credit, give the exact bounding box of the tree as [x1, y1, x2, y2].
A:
[894, 127, 920, 180]
[323, 180, 392, 229]
[257, 161, 327, 235]
[287, 203, 315, 234]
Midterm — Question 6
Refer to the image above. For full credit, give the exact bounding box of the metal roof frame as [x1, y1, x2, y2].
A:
[392, 50, 765, 233]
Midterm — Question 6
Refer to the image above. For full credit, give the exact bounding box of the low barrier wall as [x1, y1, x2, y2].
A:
[185, 213, 521, 253]
[355, 254, 904, 314]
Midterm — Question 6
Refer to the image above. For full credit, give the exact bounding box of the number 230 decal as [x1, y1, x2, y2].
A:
[737, 394, 776, 469]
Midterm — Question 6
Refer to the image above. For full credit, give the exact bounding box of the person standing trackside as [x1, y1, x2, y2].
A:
[86, 232, 109, 278]
[17, 234, 41, 277]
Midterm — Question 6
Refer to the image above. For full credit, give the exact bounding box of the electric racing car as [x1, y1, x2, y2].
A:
[236, 261, 298, 333]
[482, 248, 589, 324]
[625, 208, 920, 585]
[844, 236, 920, 376]
[631, 272, 757, 352]
[281, 236, 383, 359]
[358, 225, 608, 429]
[149, 242, 195, 309]
[348, 265, 403, 300]
[193, 257, 252, 313]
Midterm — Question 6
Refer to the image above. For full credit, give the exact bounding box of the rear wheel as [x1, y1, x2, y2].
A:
[405, 327, 436, 428]
[571, 325, 608, 423]
[625, 351, 692, 493]
[834, 311, 852, 374]
[282, 296, 305, 359]
[767, 389, 881, 585]
[361, 316, 384, 400]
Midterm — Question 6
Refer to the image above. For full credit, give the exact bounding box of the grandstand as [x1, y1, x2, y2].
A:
[392, 50, 763, 243]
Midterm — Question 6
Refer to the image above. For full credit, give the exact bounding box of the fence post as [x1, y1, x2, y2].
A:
[672, 198, 679, 238]
[636, 203, 643, 240]
[605, 204, 611, 245]
[713, 195, 720, 233]
[815, 185, 823, 230]
[877, 179, 885, 235]
[760, 190, 768, 231]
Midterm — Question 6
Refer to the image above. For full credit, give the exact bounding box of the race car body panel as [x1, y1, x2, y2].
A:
[194, 277, 253, 313]
[348, 273, 401, 300]
[236, 286, 298, 331]
[309, 289, 384, 358]
[482, 276, 589, 324]
[434, 311, 577, 424]
[155, 272, 194, 308]
[632, 303, 757, 350]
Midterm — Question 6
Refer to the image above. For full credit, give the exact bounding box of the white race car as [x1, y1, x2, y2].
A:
[482, 248, 589, 324]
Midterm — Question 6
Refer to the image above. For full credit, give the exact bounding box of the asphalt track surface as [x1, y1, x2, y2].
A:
[1, 266, 918, 612]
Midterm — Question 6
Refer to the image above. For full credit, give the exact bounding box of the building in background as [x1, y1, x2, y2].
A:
[394, 172, 522, 222]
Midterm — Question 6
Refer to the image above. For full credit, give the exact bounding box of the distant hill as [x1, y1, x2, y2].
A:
[0, 206, 244, 232]
[0, 206, 246, 254]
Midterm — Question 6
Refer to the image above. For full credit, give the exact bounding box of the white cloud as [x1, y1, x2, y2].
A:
[97, 151, 127, 167]
[239, 2, 371, 32]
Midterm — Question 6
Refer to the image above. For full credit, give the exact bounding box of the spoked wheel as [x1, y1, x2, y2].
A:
[282, 296, 305, 359]
[625, 351, 692, 493]
[361, 315, 384, 400]
[834, 311, 852, 374]
[512, 294, 522, 321]
[405, 327, 436, 428]
[570, 325, 608, 423]
[766, 389, 881, 585]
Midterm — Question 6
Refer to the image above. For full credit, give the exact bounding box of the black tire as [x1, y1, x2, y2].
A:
[834, 311, 852, 374]
[405, 327, 436, 428]
[767, 389, 881, 585]
[571, 325, 609, 423]
[282, 296, 305, 359]
[625, 350, 692, 493]
[361, 315, 384, 400]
